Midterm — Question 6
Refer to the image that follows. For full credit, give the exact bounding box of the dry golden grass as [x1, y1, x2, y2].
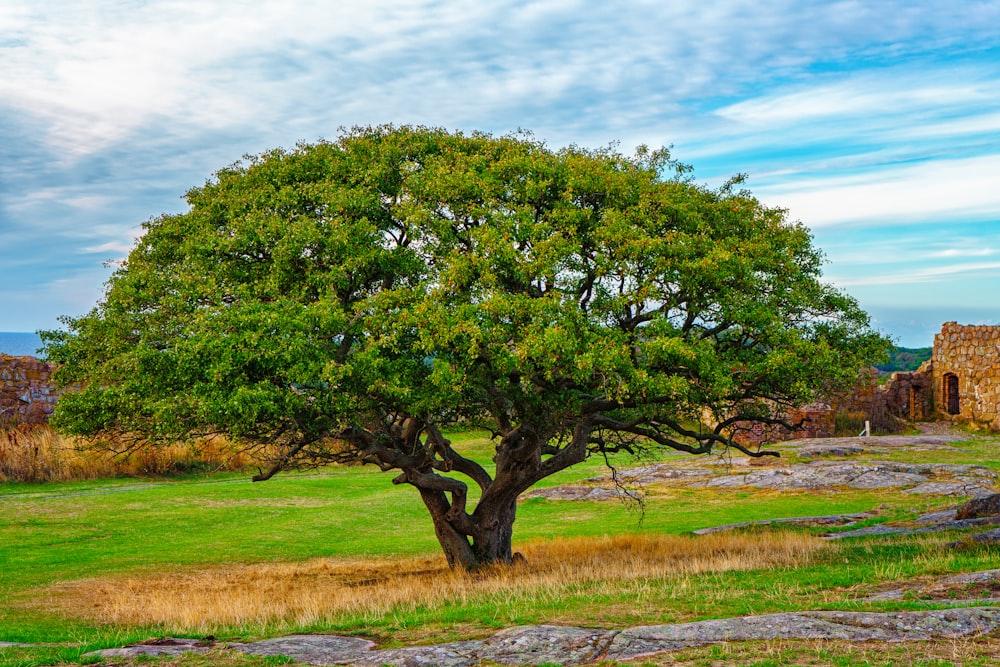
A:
[40, 531, 828, 632]
[0, 425, 260, 483]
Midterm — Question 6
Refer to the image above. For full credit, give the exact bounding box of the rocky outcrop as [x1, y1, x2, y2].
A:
[84, 607, 1000, 666]
[955, 493, 1000, 520]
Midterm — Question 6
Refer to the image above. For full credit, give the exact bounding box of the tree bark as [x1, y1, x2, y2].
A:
[469, 498, 517, 566]
[417, 487, 478, 570]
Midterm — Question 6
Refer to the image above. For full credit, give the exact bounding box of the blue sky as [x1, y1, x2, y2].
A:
[1, 1, 999, 347]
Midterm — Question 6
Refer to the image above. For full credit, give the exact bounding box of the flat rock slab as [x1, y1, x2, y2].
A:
[703, 460, 995, 493]
[349, 640, 482, 667]
[606, 608, 1000, 662]
[236, 635, 378, 665]
[84, 637, 213, 659]
[783, 434, 969, 449]
[905, 481, 997, 497]
[941, 569, 1000, 585]
[828, 515, 1000, 540]
[524, 486, 639, 501]
[798, 444, 870, 457]
[948, 528, 1000, 548]
[229, 608, 1000, 666]
[0, 642, 29, 648]
[864, 569, 1000, 602]
[693, 513, 872, 535]
[477, 625, 614, 666]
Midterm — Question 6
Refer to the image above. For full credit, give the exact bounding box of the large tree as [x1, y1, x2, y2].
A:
[44, 126, 888, 570]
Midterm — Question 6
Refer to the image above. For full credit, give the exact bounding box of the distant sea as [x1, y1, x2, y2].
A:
[0, 332, 44, 357]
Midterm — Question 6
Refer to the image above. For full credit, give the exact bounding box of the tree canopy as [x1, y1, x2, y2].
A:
[44, 126, 889, 570]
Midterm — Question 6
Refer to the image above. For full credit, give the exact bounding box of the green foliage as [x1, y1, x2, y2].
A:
[41, 126, 890, 567]
[876, 346, 933, 374]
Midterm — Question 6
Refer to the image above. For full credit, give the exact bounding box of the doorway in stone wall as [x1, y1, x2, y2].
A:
[944, 373, 960, 415]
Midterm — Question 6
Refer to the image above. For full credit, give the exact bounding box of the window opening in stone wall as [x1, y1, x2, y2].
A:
[944, 373, 960, 415]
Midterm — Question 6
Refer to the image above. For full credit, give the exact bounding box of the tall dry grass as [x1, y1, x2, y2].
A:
[42, 532, 829, 632]
[0, 425, 259, 483]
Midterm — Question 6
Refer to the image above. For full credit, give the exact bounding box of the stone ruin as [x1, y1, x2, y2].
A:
[0, 354, 59, 425]
[732, 322, 1000, 445]
[879, 322, 1000, 431]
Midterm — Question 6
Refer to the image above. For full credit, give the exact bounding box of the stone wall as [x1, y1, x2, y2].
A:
[0, 355, 58, 425]
[732, 403, 836, 447]
[879, 364, 933, 422]
[931, 322, 1000, 428]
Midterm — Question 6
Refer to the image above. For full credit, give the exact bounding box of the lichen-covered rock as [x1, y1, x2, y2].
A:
[349, 641, 482, 667]
[523, 486, 638, 501]
[606, 608, 1000, 662]
[88, 607, 1000, 667]
[236, 634, 376, 665]
[476, 625, 615, 666]
[83, 638, 212, 659]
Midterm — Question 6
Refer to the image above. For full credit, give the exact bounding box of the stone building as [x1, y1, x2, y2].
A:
[738, 322, 1000, 442]
[923, 322, 1000, 428]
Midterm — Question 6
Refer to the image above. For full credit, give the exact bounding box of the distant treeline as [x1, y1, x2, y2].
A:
[875, 346, 932, 374]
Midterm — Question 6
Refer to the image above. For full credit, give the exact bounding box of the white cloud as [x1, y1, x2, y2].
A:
[758, 154, 1000, 227]
[715, 77, 995, 126]
[82, 240, 134, 255]
[831, 261, 1000, 287]
[929, 247, 996, 258]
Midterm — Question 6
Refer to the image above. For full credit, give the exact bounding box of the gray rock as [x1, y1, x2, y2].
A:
[947, 528, 1000, 548]
[693, 513, 871, 535]
[523, 486, 638, 501]
[0, 642, 29, 648]
[915, 509, 957, 524]
[606, 608, 1000, 662]
[807, 607, 1000, 638]
[83, 637, 212, 659]
[956, 494, 1000, 519]
[785, 434, 968, 449]
[825, 524, 908, 539]
[588, 464, 712, 484]
[238, 635, 376, 664]
[830, 514, 1000, 540]
[701, 461, 995, 494]
[904, 482, 997, 497]
[86, 608, 1000, 666]
[476, 625, 615, 666]
[798, 444, 868, 457]
[941, 569, 1000, 585]
[349, 641, 482, 667]
[862, 589, 906, 601]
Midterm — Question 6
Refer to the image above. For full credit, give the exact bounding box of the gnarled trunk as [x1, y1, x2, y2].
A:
[469, 498, 517, 566]
[419, 488, 518, 570]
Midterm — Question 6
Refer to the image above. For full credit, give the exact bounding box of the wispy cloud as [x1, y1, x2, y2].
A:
[831, 261, 1000, 287]
[757, 154, 1000, 227]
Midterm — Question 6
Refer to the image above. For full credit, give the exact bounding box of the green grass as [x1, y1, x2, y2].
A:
[2, 429, 999, 666]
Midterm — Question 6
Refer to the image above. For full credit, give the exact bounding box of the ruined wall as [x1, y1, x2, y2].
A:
[732, 403, 835, 447]
[931, 322, 1000, 428]
[0, 355, 58, 424]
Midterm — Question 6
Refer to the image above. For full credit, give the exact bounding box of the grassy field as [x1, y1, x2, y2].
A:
[2, 429, 999, 666]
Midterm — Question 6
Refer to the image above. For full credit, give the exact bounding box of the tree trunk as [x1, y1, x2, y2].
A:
[418, 488, 478, 570]
[419, 488, 518, 570]
[469, 498, 517, 566]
